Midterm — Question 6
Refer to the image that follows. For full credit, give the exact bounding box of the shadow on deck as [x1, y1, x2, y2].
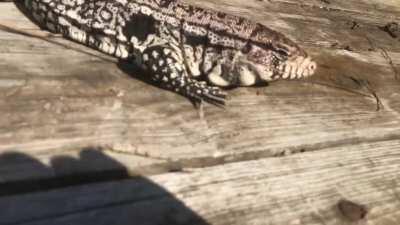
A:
[0, 149, 209, 225]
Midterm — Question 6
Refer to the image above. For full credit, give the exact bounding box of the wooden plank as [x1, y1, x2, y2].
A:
[0, 0, 400, 183]
[185, 0, 400, 51]
[2, 139, 400, 225]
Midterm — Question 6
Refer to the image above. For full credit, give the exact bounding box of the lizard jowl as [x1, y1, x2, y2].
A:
[16, 0, 317, 106]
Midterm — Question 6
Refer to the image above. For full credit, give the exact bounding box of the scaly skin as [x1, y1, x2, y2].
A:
[16, 0, 317, 106]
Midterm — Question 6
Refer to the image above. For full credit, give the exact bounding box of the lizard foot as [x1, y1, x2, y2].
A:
[143, 45, 227, 106]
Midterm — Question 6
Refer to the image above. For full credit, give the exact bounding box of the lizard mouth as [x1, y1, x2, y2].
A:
[277, 56, 317, 79]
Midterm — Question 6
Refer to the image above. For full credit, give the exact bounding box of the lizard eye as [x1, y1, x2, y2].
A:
[272, 43, 290, 57]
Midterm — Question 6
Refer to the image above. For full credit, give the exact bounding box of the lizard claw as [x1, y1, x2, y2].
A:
[143, 46, 227, 107]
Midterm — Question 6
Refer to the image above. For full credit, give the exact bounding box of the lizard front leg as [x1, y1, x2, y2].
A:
[142, 45, 227, 106]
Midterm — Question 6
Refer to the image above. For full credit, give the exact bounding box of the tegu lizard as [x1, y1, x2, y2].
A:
[15, 0, 317, 106]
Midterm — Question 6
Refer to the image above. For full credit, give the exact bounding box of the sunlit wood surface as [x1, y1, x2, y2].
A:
[1, 0, 400, 224]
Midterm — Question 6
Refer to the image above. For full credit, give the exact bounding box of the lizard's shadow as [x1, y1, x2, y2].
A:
[117, 59, 270, 105]
[117, 59, 220, 107]
[117, 59, 202, 107]
[117, 58, 157, 86]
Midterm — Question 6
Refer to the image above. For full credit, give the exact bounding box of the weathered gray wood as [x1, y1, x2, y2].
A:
[0, 0, 400, 184]
[186, 0, 400, 51]
[1, 1, 400, 224]
[2, 139, 400, 225]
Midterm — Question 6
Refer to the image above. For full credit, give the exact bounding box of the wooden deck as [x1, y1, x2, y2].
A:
[1, 0, 400, 224]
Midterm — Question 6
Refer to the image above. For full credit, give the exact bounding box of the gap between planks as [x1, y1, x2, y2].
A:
[2, 135, 400, 198]
[2, 139, 400, 225]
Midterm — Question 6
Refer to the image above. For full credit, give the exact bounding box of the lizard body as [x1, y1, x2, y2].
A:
[16, 0, 317, 105]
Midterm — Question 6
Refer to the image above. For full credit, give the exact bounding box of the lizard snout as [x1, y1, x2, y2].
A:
[278, 56, 317, 79]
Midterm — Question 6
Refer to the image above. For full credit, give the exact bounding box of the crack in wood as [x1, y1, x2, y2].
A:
[380, 48, 400, 81]
[365, 36, 400, 82]
[296, 77, 383, 111]
[271, 0, 400, 19]
[103, 134, 400, 178]
[3, 134, 400, 198]
[271, 0, 363, 14]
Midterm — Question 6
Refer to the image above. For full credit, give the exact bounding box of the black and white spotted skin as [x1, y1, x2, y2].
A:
[16, 0, 317, 105]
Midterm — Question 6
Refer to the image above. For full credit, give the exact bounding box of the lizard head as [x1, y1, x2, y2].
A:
[205, 23, 317, 87]
[232, 38, 317, 85]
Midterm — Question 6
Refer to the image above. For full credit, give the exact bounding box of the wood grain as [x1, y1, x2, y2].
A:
[0, 0, 400, 183]
[1, 0, 400, 224]
[2, 139, 400, 225]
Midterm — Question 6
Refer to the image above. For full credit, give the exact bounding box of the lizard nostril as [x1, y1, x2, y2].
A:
[308, 61, 317, 71]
